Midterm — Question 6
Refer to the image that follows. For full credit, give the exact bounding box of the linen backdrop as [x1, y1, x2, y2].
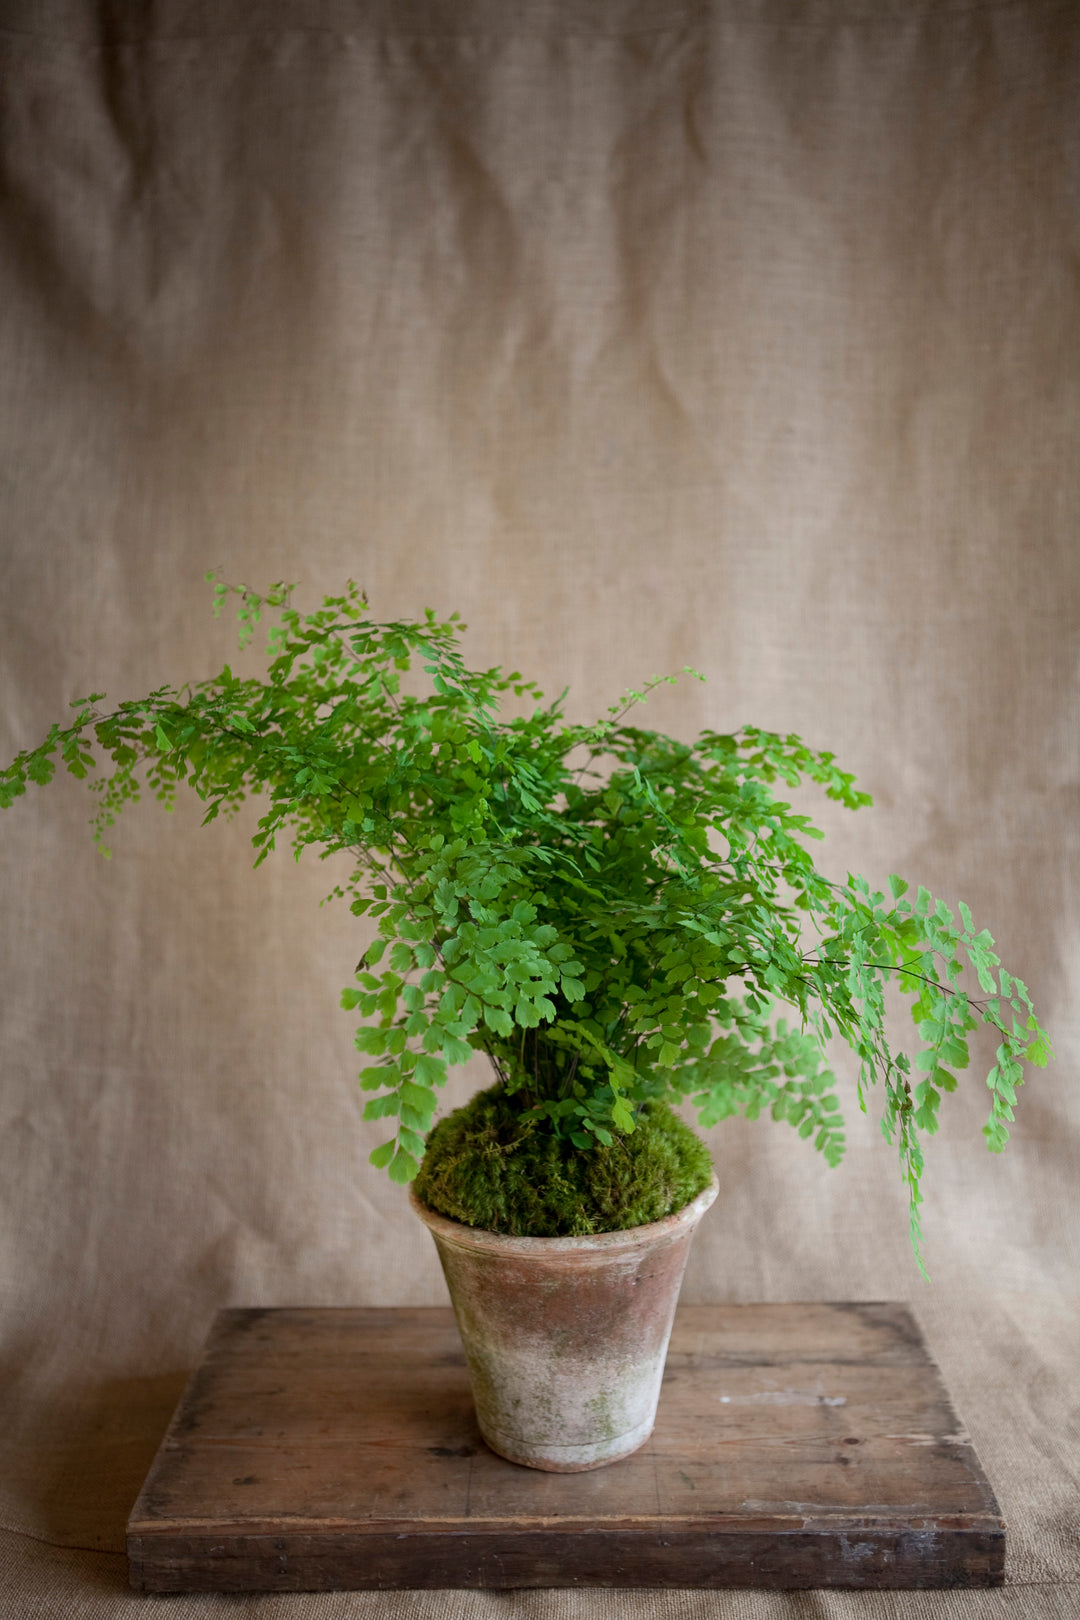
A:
[1, 1, 1078, 1615]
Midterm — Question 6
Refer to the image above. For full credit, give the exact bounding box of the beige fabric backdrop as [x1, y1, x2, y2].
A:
[1, 1, 1078, 1614]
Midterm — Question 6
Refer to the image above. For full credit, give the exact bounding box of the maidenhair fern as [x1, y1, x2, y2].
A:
[1, 575, 1051, 1270]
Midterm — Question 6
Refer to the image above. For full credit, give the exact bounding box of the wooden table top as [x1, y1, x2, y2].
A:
[127, 1302, 1004, 1592]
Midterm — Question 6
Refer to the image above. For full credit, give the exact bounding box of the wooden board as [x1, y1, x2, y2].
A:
[127, 1303, 1004, 1592]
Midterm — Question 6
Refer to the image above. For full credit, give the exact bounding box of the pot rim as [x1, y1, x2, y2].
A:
[409, 1170, 718, 1257]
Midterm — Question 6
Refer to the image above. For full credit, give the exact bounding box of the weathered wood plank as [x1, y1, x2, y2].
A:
[127, 1304, 1004, 1592]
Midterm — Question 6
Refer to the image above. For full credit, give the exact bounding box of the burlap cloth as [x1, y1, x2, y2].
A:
[1, 1, 1077, 1613]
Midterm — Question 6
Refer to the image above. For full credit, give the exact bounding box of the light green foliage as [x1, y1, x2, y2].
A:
[0, 577, 1052, 1269]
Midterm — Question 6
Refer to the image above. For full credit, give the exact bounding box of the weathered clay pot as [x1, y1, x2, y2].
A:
[410, 1174, 718, 1472]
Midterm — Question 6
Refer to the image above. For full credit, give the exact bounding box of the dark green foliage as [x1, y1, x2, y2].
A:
[0, 576, 1053, 1271]
[414, 1086, 714, 1236]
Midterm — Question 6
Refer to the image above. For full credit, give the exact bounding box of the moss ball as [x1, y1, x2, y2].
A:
[412, 1084, 714, 1236]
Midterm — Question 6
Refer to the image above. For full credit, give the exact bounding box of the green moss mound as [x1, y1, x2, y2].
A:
[413, 1085, 714, 1236]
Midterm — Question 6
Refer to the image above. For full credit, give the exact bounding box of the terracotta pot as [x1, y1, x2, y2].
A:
[410, 1174, 718, 1472]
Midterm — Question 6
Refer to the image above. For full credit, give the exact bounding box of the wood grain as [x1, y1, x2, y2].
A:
[126, 1303, 1004, 1591]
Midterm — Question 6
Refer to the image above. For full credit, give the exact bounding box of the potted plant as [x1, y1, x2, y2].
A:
[1, 576, 1051, 1471]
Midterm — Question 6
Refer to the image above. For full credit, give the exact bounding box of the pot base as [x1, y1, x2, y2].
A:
[480, 1414, 654, 1472]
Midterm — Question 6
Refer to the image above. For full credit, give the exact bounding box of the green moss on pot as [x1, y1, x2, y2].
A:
[413, 1085, 714, 1237]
